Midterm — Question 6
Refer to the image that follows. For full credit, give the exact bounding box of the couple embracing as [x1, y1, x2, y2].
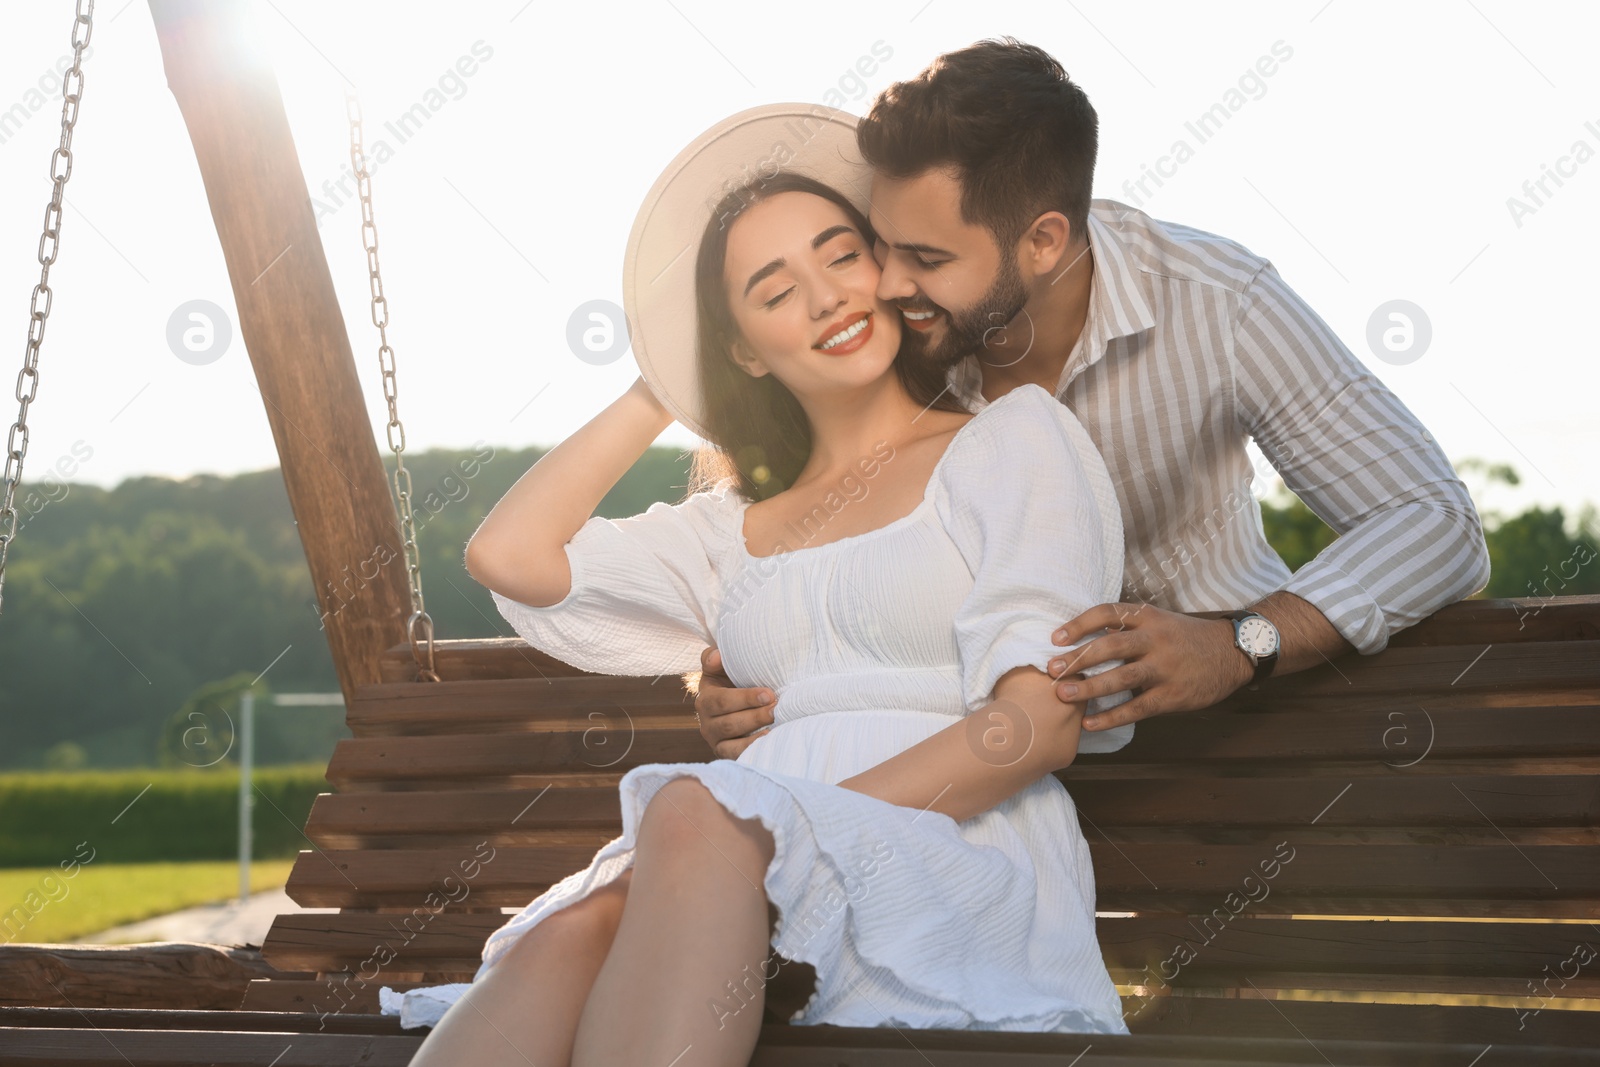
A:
[399, 35, 1490, 1067]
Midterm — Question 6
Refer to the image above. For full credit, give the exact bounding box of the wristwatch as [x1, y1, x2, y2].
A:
[1226, 609, 1280, 684]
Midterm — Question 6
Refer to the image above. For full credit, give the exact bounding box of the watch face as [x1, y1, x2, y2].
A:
[1238, 616, 1279, 656]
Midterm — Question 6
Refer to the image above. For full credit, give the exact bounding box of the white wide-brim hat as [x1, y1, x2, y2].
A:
[623, 103, 872, 441]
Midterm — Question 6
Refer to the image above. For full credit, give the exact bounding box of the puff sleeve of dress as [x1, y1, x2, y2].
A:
[934, 384, 1136, 754]
[489, 478, 741, 677]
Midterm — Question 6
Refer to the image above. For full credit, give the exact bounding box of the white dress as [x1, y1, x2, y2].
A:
[380, 383, 1135, 1034]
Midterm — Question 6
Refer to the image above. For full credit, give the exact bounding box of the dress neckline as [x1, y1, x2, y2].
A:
[735, 386, 1034, 561]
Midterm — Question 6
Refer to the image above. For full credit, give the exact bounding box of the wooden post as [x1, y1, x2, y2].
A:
[148, 0, 412, 699]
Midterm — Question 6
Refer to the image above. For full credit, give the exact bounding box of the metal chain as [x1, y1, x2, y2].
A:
[0, 0, 94, 617]
[346, 89, 438, 682]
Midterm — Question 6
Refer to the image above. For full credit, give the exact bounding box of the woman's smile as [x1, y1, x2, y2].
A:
[814, 310, 874, 355]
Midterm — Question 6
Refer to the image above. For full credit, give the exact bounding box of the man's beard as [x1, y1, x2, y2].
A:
[901, 253, 1032, 370]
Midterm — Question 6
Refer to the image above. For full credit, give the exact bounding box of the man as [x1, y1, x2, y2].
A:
[695, 36, 1490, 758]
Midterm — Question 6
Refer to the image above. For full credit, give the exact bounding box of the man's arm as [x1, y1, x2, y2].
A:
[1051, 260, 1490, 729]
[1048, 590, 1352, 732]
[1230, 261, 1491, 652]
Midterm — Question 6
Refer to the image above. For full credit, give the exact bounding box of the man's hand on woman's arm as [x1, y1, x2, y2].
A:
[692, 646, 777, 759]
[1048, 591, 1352, 733]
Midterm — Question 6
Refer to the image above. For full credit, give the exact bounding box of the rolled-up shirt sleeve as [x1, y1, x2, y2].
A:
[1230, 263, 1491, 654]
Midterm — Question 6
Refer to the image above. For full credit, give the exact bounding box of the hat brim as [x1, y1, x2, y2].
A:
[623, 103, 872, 441]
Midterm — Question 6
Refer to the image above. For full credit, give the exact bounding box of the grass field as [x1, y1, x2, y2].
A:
[0, 859, 295, 945]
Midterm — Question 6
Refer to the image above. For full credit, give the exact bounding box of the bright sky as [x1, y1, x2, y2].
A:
[1, 0, 1595, 525]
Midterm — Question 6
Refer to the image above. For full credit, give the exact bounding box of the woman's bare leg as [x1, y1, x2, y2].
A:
[407, 868, 633, 1067]
[572, 777, 778, 1067]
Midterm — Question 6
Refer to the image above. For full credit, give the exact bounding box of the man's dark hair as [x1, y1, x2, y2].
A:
[857, 37, 1098, 250]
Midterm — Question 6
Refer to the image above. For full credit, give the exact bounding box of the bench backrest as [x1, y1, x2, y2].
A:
[243, 596, 1600, 1046]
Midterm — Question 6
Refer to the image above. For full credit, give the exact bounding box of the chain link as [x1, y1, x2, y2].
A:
[0, 0, 94, 616]
[346, 90, 438, 682]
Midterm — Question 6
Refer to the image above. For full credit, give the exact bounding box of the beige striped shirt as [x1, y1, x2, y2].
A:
[946, 199, 1490, 656]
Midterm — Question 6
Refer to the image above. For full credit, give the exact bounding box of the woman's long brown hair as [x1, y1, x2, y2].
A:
[686, 172, 969, 501]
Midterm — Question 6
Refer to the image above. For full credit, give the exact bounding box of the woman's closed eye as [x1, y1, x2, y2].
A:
[760, 251, 863, 309]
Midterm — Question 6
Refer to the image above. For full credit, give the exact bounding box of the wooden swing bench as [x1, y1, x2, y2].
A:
[3, 1, 1597, 1063]
[6, 595, 1599, 1065]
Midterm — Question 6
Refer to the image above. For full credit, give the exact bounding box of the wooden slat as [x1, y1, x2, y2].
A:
[1069, 757, 1600, 781]
[1101, 916, 1600, 997]
[240, 968, 820, 1027]
[378, 637, 593, 683]
[368, 637, 1600, 707]
[1070, 775, 1600, 828]
[281, 840, 611, 907]
[0, 1005, 407, 1035]
[382, 597, 1600, 683]
[1090, 702, 1600, 764]
[346, 675, 698, 737]
[260, 913, 503, 973]
[1122, 995, 1600, 1047]
[273, 836, 1600, 916]
[1386, 595, 1600, 647]
[1217, 640, 1600, 707]
[0, 1027, 419, 1066]
[229, 979, 1600, 1049]
[1092, 844, 1600, 918]
[342, 684, 1600, 744]
[278, 835, 1600, 917]
[302, 782, 624, 847]
[318, 702, 1600, 791]
[323, 728, 715, 789]
[336, 688, 1600, 760]
[297, 774, 1600, 853]
[756, 1026, 1600, 1066]
[16, 1021, 1600, 1067]
[261, 912, 1600, 1003]
[0, 943, 305, 1011]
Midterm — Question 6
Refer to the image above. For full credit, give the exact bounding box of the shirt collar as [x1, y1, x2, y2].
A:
[948, 199, 1156, 409]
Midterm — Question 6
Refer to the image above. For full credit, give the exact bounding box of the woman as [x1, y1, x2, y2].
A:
[398, 104, 1132, 1066]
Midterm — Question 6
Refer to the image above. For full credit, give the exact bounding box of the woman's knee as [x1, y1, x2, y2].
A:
[639, 777, 774, 866]
[497, 872, 630, 974]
